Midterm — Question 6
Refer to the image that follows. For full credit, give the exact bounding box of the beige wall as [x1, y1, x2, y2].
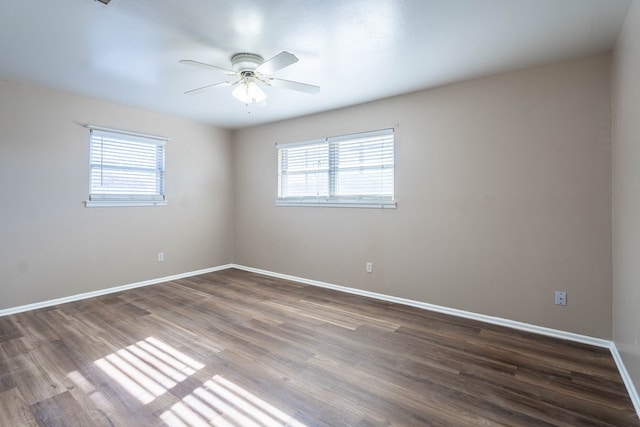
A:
[233, 54, 613, 338]
[613, 0, 640, 399]
[0, 53, 616, 341]
[0, 80, 234, 310]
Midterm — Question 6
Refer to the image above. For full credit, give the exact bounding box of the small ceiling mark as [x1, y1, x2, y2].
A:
[95, 0, 111, 4]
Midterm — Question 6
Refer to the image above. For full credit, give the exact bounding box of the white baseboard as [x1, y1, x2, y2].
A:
[610, 343, 640, 417]
[231, 264, 609, 347]
[0, 264, 233, 317]
[231, 264, 640, 418]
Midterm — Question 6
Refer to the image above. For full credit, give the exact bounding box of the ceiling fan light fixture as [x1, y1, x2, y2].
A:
[232, 80, 267, 104]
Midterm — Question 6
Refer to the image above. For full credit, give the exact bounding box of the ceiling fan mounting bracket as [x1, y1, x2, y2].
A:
[231, 53, 264, 72]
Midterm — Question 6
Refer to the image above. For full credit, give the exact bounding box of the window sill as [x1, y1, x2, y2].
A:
[85, 200, 167, 208]
[275, 200, 396, 209]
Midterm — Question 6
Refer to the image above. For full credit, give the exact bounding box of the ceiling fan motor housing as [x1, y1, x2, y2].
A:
[231, 53, 264, 72]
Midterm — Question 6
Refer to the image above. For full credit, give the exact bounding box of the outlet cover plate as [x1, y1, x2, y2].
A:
[554, 291, 566, 306]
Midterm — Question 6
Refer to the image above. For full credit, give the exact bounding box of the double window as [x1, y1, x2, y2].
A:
[87, 126, 167, 207]
[277, 128, 395, 208]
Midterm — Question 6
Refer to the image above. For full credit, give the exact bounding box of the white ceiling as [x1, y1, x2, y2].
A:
[0, 0, 632, 129]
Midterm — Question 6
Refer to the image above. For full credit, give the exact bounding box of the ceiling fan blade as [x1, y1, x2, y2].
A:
[268, 78, 320, 95]
[185, 80, 238, 95]
[256, 51, 298, 75]
[179, 60, 236, 75]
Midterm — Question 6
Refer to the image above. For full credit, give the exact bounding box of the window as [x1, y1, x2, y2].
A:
[86, 126, 167, 207]
[277, 128, 395, 208]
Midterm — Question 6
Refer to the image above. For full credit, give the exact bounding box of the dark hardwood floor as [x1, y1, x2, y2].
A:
[0, 268, 638, 426]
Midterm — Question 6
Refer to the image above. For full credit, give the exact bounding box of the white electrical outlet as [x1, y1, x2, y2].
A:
[366, 262, 373, 273]
[554, 291, 566, 306]
[157, 252, 164, 262]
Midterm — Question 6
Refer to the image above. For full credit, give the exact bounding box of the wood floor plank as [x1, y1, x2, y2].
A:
[0, 316, 23, 343]
[0, 268, 637, 426]
[0, 387, 38, 426]
[30, 391, 103, 427]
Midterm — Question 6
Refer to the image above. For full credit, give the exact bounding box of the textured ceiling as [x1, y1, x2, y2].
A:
[0, 0, 632, 129]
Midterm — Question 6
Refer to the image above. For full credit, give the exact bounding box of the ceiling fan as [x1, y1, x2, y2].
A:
[179, 51, 320, 104]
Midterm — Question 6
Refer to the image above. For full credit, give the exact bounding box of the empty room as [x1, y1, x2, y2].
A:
[1, 0, 640, 425]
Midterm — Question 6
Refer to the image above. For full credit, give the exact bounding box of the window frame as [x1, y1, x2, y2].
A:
[276, 127, 396, 209]
[85, 125, 168, 208]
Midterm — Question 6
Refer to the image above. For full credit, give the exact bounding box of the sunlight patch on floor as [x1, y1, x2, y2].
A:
[94, 336, 304, 425]
[160, 375, 307, 427]
[94, 336, 204, 404]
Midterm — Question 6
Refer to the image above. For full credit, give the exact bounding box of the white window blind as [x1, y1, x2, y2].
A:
[277, 128, 396, 208]
[87, 126, 167, 207]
